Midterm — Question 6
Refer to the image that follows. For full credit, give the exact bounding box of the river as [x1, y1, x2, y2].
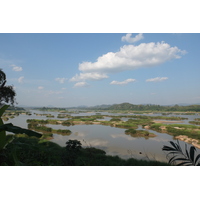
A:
[4, 110, 200, 162]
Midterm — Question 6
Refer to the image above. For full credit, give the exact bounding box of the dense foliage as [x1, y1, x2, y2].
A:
[0, 69, 16, 106]
[0, 137, 169, 166]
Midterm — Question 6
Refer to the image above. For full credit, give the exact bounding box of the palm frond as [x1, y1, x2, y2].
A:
[162, 140, 200, 166]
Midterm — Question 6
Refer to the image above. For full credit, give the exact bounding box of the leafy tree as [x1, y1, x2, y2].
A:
[0, 69, 16, 106]
[0, 70, 42, 161]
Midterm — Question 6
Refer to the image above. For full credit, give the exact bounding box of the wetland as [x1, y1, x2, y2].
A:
[3, 108, 200, 162]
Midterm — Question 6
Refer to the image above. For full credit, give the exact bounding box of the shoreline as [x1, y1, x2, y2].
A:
[175, 135, 200, 149]
[153, 120, 184, 124]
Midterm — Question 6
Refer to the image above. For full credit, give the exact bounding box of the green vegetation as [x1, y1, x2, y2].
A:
[150, 123, 200, 141]
[110, 118, 122, 122]
[125, 129, 156, 138]
[34, 113, 54, 118]
[150, 123, 165, 132]
[0, 69, 170, 166]
[166, 126, 200, 140]
[0, 137, 169, 166]
[27, 123, 71, 137]
[2, 110, 32, 120]
[57, 114, 71, 118]
[105, 114, 187, 120]
[0, 69, 16, 106]
[0, 105, 42, 157]
[189, 121, 200, 125]
[27, 119, 74, 126]
[106, 103, 200, 112]
[34, 102, 200, 113]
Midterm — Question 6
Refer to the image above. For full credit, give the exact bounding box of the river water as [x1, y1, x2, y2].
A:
[4, 110, 200, 162]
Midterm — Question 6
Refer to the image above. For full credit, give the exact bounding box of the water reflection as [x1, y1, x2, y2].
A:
[4, 110, 200, 162]
[49, 124, 170, 161]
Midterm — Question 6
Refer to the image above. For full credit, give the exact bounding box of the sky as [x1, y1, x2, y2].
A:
[0, 33, 200, 107]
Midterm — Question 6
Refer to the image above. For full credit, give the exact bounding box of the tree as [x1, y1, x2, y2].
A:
[0, 69, 16, 106]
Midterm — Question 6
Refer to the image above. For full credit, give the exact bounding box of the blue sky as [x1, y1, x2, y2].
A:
[1, 33, 200, 107]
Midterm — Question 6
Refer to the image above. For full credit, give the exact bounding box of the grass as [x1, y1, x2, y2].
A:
[125, 129, 156, 138]
[27, 123, 72, 138]
[150, 123, 200, 140]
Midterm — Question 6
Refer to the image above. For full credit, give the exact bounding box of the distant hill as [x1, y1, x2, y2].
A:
[89, 104, 112, 109]
[107, 103, 163, 111]
[21, 102, 200, 112]
[93, 102, 200, 112]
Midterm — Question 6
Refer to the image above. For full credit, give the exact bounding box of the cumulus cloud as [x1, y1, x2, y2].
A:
[121, 33, 144, 43]
[55, 77, 67, 84]
[70, 41, 186, 83]
[38, 86, 44, 90]
[73, 82, 90, 88]
[70, 72, 108, 82]
[146, 77, 168, 82]
[18, 76, 24, 83]
[78, 42, 186, 74]
[11, 65, 23, 72]
[110, 78, 136, 85]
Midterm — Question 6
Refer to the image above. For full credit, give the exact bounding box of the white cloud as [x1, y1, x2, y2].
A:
[18, 76, 24, 83]
[38, 86, 44, 90]
[121, 33, 144, 43]
[110, 78, 136, 85]
[78, 42, 186, 74]
[70, 72, 108, 82]
[55, 77, 67, 84]
[73, 82, 90, 88]
[146, 77, 168, 82]
[11, 65, 23, 71]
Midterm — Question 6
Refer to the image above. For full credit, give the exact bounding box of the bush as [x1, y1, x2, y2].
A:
[125, 129, 137, 134]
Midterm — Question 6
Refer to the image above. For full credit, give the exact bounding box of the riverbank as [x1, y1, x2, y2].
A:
[175, 135, 200, 149]
[1, 136, 169, 166]
[153, 120, 184, 124]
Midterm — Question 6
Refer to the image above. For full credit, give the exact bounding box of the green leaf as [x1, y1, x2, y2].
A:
[170, 141, 178, 150]
[0, 123, 42, 138]
[162, 146, 176, 151]
[0, 105, 9, 117]
[168, 155, 178, 164]
[183, 163, 194, 166]
[194, 154, 200, 165]
[0, 122, 6, 150]
[172, 158, 191, 163]
[176, 140, 182, 152]
[177, 161, 193, 166]
[5, 134, 14, 145]
[0, 135, 6, 150]
[185, 144, 189, 159]
[189, 146, 196, 162]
